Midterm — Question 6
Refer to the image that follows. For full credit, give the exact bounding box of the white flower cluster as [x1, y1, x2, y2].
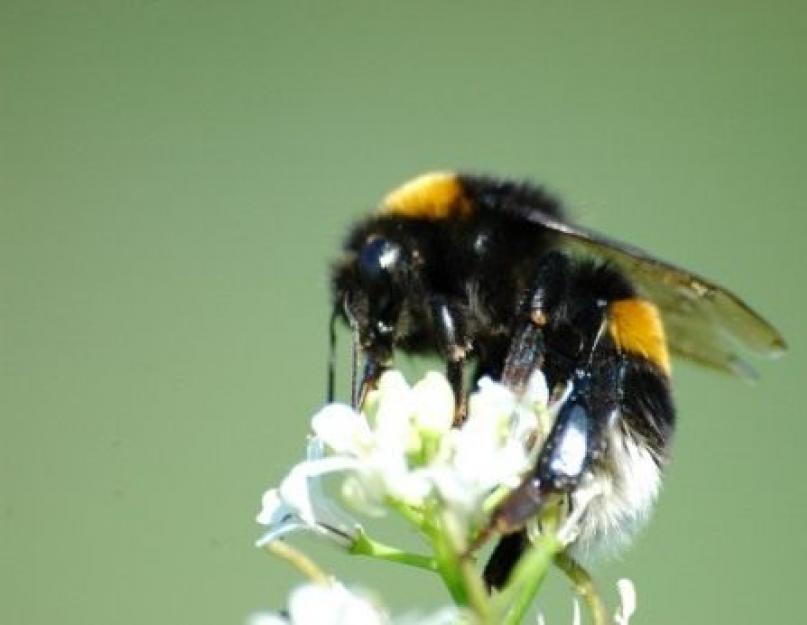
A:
[257, 369, 551, 550]
[248, 582, 468, 625]
[253, 369, 638, 625]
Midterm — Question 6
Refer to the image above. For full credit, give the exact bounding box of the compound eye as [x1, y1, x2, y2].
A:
[357, 237, 403, 287]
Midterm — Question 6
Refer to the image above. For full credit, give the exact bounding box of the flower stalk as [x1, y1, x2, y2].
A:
[263, 541, 330, 585]
[555, 552, 610, 625]
[349, 528, 438, 572]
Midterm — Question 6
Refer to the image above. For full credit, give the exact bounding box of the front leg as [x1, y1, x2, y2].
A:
[430, 298, 470, 424]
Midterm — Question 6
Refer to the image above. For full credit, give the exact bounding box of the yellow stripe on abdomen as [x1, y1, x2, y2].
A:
[608, 298, 671, 376]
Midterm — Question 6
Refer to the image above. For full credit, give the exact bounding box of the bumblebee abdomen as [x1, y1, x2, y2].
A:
[569, 421, 664, 563]
[608, 298, 671, 376]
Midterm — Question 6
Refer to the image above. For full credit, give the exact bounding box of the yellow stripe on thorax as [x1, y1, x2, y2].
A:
[380, 171, 473, 220]
[608, 298, 671, 375]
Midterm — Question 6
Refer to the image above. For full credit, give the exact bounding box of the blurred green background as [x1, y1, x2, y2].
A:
[2, 2, 805, 624]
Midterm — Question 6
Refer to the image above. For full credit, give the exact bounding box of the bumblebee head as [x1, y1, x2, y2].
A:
[331, 172, 463, 360]
[332, 230, 412, 362]
[329, 220, 423, 407]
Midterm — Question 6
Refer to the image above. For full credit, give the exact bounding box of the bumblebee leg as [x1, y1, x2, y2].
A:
[482, 330, 624, 589]
[501, 251, 569, 391]
[492, 362, 621, 533]
[482, 530, 528, 590]
[346, 291, 393, 411]
[482, 362, 621, 589]
[500, 321, 544, 393]
[431, 298, 469, 423]
[355, 356, 388, 410]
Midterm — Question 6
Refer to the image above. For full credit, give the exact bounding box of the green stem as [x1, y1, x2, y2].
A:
[264, 541, 330, 585]
[385, 497, 472, 608]
[385, 497, 426, 528]
[349, 530, 438, 572]
[430, 523, 471, 607]
[555, 552, 611, 625]
[385, 497, 494, 622]
[429, 513, 494, 624]
[495, 532, 563, 625]
[458, 555, 494, 624]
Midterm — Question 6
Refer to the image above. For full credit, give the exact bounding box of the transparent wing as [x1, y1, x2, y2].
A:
[514, 210, 787, 380]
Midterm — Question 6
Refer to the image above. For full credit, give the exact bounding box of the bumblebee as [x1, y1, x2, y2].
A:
[329, 171, 786, 588]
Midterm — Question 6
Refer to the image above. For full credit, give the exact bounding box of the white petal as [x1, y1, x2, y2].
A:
[373, 371, 415, 440]
[366, 441, 431, 506]
[470, 377, 516, 422]
[288, 583, 387, 625]
[412, 371, 455, 435]
[524, 370, 549, 407]
[304, 460, 363, 533]
[451, 414, 509, 489]
[614, 579, 637, 625]
[256, 488, 288, 525]
[279, 457, 361, 525]
[341, 475, 388, 517]
[312, 404, 372, 455]
[256, 452, 363, 548]
[382, 465, 433, 506]
[255, 521, 307, 547]
[375, 369, 412, 398]
[307, 437, 327, 461]
[427, 466, 467, 506]
[247, 611, 290, 625]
